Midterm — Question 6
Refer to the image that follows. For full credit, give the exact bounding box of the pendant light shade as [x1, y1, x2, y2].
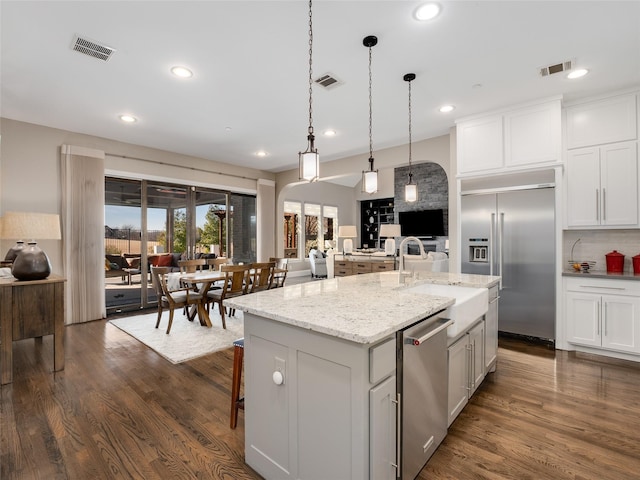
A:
[362, 35, 378, 194]
[405, 179, 418, 202]
[298, 0, 319, 182]
[404, 73, 417, 202]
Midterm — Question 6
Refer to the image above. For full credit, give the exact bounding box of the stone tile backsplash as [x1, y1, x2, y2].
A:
[563, 229, 640, 272]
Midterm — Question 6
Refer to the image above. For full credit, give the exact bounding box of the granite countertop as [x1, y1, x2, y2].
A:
[562, 270, 640, 280]
[225, 271, 500, 345]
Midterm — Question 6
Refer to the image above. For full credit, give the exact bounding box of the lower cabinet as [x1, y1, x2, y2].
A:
[447, 320, 485, 426]
[369, 375, 398, 480]
[244, 313, 397, 480]
[565, 277, 640, 355]
[484, 285, 499, 372]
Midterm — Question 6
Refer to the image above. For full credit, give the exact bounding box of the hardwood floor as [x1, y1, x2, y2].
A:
[2, 321, 639, 479]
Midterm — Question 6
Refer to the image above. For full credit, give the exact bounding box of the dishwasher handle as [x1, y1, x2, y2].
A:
[405, 318, 453, 346]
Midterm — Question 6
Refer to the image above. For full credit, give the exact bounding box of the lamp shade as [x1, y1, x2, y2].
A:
[1, 212, 61, 240]
[379, 224, 401, 238]
[338, 225, 357, 238]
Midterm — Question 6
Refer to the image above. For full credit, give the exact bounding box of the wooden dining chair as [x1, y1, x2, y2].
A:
[178, 258, 206, 273]
[151, 266, 203, 334]
[207, 257, 229, 271]
[248, 261, 276, 293]
[269, 257, 288, 288]
[205, 264, 250, 329]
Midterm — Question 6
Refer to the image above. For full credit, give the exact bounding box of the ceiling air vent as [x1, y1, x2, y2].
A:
[315, 73, 343, 90]
[71, 35, 116, 62]
[539, 60, 573, 77]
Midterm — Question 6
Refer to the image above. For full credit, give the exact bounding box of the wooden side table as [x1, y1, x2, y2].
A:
[0, 275, 66, 385]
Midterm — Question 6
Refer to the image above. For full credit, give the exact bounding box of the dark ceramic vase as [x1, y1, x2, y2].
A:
[4, 240, 25, 262]
[11, 242, 52, 281]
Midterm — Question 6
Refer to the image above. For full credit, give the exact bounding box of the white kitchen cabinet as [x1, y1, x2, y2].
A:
[565, 278, 640, 355]
[565, 93, 637, 149]
[566, 142, 638, 227]
[484, 285, 499, 372]
[457, 114, 504, 174]
[457, 98, 561, 176]
[244, 313, 395, 480]
[504, 101, 561, 167]
[447, 319, 485, 426]
[369, 375, 398, 480]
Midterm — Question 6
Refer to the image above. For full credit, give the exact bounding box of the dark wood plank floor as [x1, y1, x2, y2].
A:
[2, 320, 640, 479]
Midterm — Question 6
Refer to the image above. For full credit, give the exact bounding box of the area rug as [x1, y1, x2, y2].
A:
[109, 310, 243, 364]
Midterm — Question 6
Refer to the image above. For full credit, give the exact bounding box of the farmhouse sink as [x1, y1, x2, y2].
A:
[405, 283, 488, 337]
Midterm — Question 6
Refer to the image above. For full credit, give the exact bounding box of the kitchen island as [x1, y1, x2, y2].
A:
[226, 271, 499, 480]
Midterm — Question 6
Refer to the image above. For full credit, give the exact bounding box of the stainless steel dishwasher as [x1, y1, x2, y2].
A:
[397, 315, 453, 480]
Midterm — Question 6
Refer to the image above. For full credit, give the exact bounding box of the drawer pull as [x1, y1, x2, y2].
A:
[579, 285, 626, 290]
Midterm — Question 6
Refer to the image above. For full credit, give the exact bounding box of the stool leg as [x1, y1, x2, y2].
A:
[230, 345, 244, 429]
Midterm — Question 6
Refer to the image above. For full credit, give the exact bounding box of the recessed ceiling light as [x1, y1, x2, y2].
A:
[567, 68, 589, 79]
[323, 129, 337, 137]
[119, 114, 137, 123]
[171, 66, 193, 78]
[414, 2, 441, 21]
[255, 150, 268, 157]
[439, 105, 455, 113]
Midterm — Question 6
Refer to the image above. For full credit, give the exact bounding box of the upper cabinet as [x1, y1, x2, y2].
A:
[456, 98, 561, 176]
[564, 91, 639, 229]
[565, 93, 637, 149]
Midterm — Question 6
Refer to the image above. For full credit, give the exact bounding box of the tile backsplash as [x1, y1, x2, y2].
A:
[563, 229, 640, 272]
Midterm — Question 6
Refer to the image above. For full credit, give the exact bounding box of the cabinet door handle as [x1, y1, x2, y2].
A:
[392, 393, 401, 475]
[466, 344, 473, 392]
[602, 188, 606, 222]
[596, 189, 599, 222]
[603, 302, 608, 337]
[597, 301, 601, 336]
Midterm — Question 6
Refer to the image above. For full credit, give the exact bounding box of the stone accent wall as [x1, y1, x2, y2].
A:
[394, 162, 449, 252]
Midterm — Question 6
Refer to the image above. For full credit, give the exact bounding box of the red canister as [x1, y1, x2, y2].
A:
[633, 254, 640, 274]
[605, 250, 625, 273]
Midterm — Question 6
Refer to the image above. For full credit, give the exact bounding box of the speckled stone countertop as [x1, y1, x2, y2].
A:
[225, 271, 500, 345]
[562, 270, 640, 280]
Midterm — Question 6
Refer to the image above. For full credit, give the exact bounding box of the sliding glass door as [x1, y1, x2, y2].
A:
[105, 177, 256, 314]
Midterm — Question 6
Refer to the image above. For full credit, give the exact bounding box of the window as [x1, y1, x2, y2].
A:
[304, 203, 321, 257]
[323, 206, 338, 251]
[284, 201, 301, 259]
[283, 201, 338, 260]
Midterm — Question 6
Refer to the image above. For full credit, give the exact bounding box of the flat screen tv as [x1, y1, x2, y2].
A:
[399, 209, 445, 237]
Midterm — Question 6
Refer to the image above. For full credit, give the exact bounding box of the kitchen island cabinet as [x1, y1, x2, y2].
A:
[226, 271, 500, 480]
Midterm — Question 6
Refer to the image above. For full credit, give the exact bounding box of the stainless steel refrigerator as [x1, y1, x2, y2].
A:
[461, 186, 555, 340]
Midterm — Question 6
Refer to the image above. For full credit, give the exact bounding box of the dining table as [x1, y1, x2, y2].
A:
[170, 270, 226, 328]
[171, 265, 287, 328]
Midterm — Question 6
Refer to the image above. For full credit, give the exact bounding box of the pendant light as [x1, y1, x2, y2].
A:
[404, 73, 418, 202]
[362, 35, 378, 194]
[298, 0, 319, 182]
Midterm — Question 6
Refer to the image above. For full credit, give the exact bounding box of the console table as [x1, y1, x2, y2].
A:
[334, 254, 397, 277]
[1, 275, 66, 385]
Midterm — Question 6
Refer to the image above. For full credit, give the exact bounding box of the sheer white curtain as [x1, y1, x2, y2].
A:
[61, 145, 105, 323]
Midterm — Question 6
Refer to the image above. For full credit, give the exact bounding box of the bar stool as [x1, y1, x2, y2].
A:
[230, 337, 244, 429]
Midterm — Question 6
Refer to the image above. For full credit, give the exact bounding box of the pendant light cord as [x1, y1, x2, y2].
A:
[368, 43, 373, 162]
[307, 0, 314, 136]
[408, 78, 412, 174]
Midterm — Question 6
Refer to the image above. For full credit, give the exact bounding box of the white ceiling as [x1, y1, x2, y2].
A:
[2, 1, 639, 176]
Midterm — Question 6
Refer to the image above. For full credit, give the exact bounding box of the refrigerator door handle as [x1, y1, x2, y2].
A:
[498, 212, 504, 290]
[490, 213, 496, 277]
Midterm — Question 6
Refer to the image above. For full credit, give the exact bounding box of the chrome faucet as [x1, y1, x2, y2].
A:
[398, 236, 427, 273]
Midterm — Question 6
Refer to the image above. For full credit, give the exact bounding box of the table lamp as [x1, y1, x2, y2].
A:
[338, 225, 357, 255]
[0, 212, 61, 280]
[379, 224, 401, 256]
